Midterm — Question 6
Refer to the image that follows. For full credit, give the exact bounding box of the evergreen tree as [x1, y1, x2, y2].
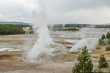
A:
[72, 47, 93, 73]
[106, 32, 110, 39]
[99, 34, 107, 45]
[108, 39, 110, 44]
[98, 55, 108, 68]
[101, 34, 106, 40]
[99, 38, 104, 45]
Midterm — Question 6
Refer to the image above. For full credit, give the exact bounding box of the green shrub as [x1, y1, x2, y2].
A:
[98, 55, 109, 68]
[99, 39, 105, 45]
[101, 34, 106, 40]
[99, 32, 110, 45]
[107, 39, 110, 44]
[106, 32, 110, 39]
[0, 24, 33, 35]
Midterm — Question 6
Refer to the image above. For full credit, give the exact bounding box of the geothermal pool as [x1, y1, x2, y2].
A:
[0, 27, 109, 54]
[51, 27, 110, 46]
[51, 28, 110, 40]
[0, 27, 109, 53]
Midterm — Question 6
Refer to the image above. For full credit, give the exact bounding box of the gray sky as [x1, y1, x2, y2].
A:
[0, 0, 34, 22]
[1, 0, 110, 24]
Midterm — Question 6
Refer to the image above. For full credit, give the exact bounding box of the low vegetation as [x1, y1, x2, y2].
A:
[99, 32, 110, 45]
[72, 47, 110, 73]
[52, 24, 80, 31]
[98, 55, 108, 68]
[72, 47, 93, 73]
[0, 24, 33, 35]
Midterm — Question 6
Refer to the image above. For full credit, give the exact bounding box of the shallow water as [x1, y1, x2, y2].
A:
[51, 28, 110, 43]
[0, 28, 109, 51]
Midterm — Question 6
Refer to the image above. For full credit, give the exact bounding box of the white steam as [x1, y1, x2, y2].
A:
[26, 0, 53, 63]
[70, 38, 98, 52]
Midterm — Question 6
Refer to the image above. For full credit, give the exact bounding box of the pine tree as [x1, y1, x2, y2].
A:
[72, 47, 93, 73]
[108, 39, 110, 44]
[98, 55, 108, 68]
[101, 34, 106, 40]
[106, 32, 110, 39]
[106, 32, 110, 44]
[99, 38, 104, 45]
[99, 34, 106, 45]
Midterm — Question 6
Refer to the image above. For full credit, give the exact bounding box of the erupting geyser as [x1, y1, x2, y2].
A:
[26, 0, 53, 63]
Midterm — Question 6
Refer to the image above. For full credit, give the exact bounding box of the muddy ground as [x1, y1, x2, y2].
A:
[0, 62, 72, 73]
[0, 55, 73, 73]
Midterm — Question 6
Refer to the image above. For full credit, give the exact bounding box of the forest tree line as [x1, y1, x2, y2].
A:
[0, 24, 33, 35]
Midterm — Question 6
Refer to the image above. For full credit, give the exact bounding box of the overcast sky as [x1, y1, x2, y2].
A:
[1, 0, 110, 24]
